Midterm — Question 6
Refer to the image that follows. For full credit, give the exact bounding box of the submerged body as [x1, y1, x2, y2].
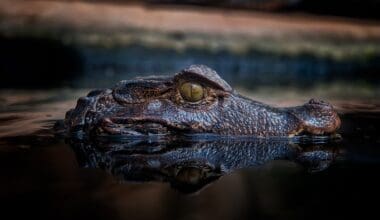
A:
[62, 65, 341, 137]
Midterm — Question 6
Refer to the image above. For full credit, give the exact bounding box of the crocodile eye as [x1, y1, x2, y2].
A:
[179, 82, 204, 102]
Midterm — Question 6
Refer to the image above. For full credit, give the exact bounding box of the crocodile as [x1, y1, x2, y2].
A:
[61, 65, 341, 138]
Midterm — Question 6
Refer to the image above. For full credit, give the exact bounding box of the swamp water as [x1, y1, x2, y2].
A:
[0, 88, 379, 220]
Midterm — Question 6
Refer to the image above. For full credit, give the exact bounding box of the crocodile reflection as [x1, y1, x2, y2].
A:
[71, 138, 340, 193]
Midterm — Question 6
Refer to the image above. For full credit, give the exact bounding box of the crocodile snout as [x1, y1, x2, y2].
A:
[290, 99, 341, 135]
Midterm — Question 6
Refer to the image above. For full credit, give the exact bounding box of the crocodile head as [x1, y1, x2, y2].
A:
[63, 65, 341, 137]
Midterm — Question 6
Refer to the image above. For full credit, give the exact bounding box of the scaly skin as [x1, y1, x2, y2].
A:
[63, 65, 341, 137]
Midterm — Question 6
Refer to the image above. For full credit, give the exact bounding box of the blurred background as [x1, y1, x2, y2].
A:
[1, 0, 380, 99]
[1, 1, 380, 220]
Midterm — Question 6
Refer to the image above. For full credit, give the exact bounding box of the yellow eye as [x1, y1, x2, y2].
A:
[179, 82, 204, 102]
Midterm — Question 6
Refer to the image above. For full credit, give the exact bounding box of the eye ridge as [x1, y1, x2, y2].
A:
[179, 82, 204, 102]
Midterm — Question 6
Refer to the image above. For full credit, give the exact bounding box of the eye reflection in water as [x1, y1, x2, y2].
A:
[70, 137, 341, 194]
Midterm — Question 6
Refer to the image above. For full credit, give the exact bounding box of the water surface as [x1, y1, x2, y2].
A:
[0, 89, 379, 220]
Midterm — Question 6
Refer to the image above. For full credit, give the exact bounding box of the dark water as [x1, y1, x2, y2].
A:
[0, 89, 380, 220]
